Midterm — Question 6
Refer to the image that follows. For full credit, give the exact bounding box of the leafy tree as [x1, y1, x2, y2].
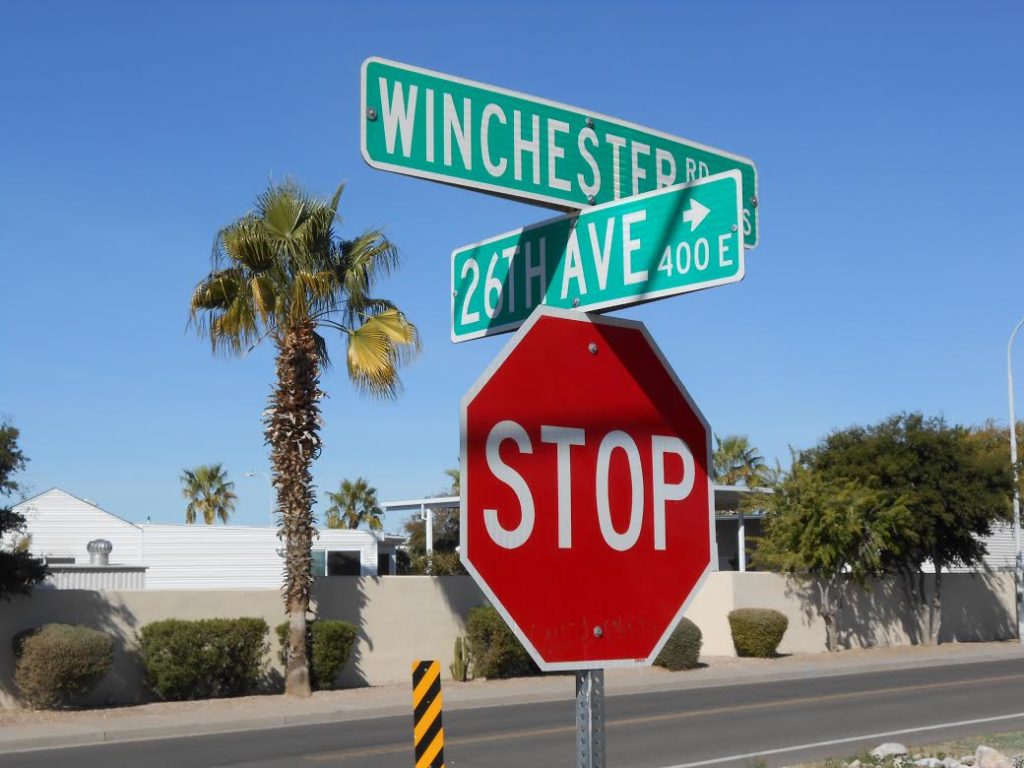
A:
[967, 420, 1024, 501]
[190, 180, 419, 696]
[403, 507, 460, 557]
[0, 422, 47, 598]
[752, 460, 913, 651]
[180, 464, 237, 525]
[408, 550, 465, 576]
[801, 413, 1013, 644]
[402, 509, 465, 575]
[713, 434, 770, 487]
[399, 470, 463, 574]
[324, 477, 383, 530]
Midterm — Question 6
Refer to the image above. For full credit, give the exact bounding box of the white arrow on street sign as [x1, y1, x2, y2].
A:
[683, 199, 710, 232]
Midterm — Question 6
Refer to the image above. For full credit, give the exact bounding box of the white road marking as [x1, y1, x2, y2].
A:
[661, 711, 1024, 768]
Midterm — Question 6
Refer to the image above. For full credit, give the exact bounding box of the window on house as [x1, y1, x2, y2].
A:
[326, 550, 361, 576]
[377, 552, 392, 576]
[312, 550, 327, 577]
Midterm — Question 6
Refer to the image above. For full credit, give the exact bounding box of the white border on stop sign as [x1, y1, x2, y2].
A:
[458, 304, 717, 671]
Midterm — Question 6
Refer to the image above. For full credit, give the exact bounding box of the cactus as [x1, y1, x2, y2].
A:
[450, 636, 470, 681]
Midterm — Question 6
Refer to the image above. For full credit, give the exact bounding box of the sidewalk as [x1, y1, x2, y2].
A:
[2, 641, 1022, 754]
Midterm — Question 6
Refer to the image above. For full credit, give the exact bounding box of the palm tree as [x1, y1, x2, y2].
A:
[324, 477, 384, 530]
[180, 464, 237, 524]
[189, 180, 419, 697]
[713, 434, 770, 488]
[444, 466, 460, 495]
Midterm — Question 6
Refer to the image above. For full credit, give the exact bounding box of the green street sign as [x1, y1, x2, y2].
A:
[361, 58, 759, 248]
[451, 171, 744, 343]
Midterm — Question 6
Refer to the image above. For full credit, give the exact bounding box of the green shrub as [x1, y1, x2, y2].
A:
[275, 619, 358, 690]
[407, 551, 466, 575]
[654, 618, 703, 671]
[140, 618, 268, 701]
[465, 605, 537, 679]
[14, 624, 114, 709]
[728, 608, 788, 657]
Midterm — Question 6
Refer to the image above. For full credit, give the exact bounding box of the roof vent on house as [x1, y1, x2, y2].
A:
[87, 539, 112, 566]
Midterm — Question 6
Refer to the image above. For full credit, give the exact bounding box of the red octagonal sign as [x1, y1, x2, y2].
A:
[460, 306, 715, 670]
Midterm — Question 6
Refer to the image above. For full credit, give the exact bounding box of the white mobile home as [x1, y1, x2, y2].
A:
[12, 489, 402, 590]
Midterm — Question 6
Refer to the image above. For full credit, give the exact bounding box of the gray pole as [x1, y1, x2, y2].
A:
[423, 503, 434, 556]
[1009, 317, 1024, 646]
[576, 669, 605, 768]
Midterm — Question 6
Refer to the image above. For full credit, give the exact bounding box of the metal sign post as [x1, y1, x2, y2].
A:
[576, 669, 605, 768]
[362, 55, 744, 768]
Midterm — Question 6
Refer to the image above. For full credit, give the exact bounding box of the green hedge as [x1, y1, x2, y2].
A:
[14, 624, 114, 709]
[139, 618, 268, 701]
[654, 618, 703, 671]
[728, 608, 788, 657]
[275, 619, 358, 690]
[465, 605, 537, 679]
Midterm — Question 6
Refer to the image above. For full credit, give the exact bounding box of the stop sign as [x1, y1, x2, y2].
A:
[460, 306, 714, 671]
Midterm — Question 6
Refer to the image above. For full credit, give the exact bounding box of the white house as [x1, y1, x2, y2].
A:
[11, 487, 1017, 589]
[12, 488, 403, 590]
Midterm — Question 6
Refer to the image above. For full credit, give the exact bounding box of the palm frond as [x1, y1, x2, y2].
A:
[312, 330, 331, 370]
[250, 276, 277, 319]
[346, 323, 401, 398]
[293, 205, 337, 272]
[222, 217, 276, 272]
[190, 269, 242, 310]
[327, 183, 345, 222]
[360, 310, 421, 367]
[339, 231, 401, 301]
[259, 181, 306, 240]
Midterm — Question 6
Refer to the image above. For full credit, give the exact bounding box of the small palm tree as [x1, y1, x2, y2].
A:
[324, 477, 384, 530]
[189, 180, 419, 696]
[181, 464, 237, 525]
[713, 434, 770, 488]
[444, 466, 460, 495]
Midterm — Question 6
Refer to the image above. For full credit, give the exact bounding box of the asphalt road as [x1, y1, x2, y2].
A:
[4, 658, 1024, 768]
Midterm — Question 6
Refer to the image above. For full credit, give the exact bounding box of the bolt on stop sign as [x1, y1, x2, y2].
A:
[460, 306, 715, 670]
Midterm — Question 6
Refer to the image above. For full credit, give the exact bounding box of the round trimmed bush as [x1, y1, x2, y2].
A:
[140, 618, 268, 701]
[728, 608, 788, 657]
[14, 624, 114, 709]
[466, 605, 537, 679]
[654, 618, 702, 671]
[275, 619, 358, 690]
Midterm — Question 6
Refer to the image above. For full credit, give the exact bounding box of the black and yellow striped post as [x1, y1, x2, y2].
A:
[411, 660, 445, 768]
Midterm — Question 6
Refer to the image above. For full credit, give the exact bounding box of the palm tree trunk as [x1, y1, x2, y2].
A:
[266, 320, 323, 697]
[928, 568, 943, 645]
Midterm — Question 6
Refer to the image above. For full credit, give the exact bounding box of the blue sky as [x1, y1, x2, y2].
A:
[2, 1, 1021, 531]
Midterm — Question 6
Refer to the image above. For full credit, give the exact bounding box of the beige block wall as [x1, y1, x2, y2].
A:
[0, 572, 1015, 708]
[313, 576, 485, 688]
[0, 589, 286, 709]
[680, 572, 735, 655]
[0, 577, 486, 709]
[694, 571, 1016, 656]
